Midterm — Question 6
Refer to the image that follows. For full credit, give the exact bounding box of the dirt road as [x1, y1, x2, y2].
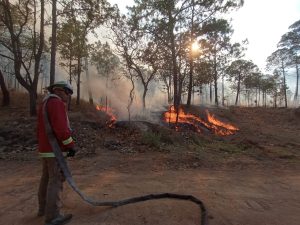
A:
[1, 153, 300, 225]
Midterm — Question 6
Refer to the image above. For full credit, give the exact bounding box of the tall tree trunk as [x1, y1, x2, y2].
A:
[222, 75, 225, 106]
[50, 0, 57, 85]
[69, 56, 72, 84]
[214, 75, 218, 106]
[127, 71, 135, 123]
[176, 73, 184, 123]
[76, 57, 81, 105]
[31, 0, 45, 116]
[255, 88, 258, 107]
[85, 57, 93, 105]
[171, 37, 179, 109]
[168, 74, 172, 104]
[142, 87, 147, 110]
[178, 73, 183, 104]
[213, 53, 218, 106]
[167, 5, 179, 114]
[282, 62, 287, 108]
[187, 56, 193, 107]
[67, 58, 73, 110]
[294, 63, 299, 103]
[247, 90, 250, 106]
[199, 85, 203, 105]
[167, 73, 172, 104]
[235, 75, 241, 106]
[186, 0, 195, 107]
[264, 92, 267, 107]
[258, 88, 261, 106]
[0, 70, 10, 106]
[209, 83, 212, 103]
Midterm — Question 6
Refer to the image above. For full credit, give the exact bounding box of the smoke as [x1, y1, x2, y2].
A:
[36, 55, 168, 121]
[80, 66, 168, 121]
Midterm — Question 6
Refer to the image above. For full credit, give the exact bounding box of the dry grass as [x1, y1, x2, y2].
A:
[0, 91, 96, 113]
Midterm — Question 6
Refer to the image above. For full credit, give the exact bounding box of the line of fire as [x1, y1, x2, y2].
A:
[95, 104, 239, 136]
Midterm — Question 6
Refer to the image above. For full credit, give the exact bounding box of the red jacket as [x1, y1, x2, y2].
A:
[37, 95, 74, 157]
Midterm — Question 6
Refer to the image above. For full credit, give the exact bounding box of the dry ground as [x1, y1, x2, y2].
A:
[0, 93, 300, 225]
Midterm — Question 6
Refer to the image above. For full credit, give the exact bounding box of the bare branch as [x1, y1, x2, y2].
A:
[0, 53, 14, 61]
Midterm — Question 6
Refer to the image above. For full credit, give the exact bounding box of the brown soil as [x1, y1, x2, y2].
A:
[0, 94, 300, 225]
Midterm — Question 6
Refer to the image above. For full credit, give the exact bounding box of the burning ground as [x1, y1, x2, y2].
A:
[1, 93, 300, 225]
[1, 93, 299, 170]
[162, 105, 239, 136]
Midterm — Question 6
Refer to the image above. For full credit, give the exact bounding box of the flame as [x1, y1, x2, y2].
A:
[164, 105, 203, 132]
[206, 110, 239, 135]
[163, 105, 239, 136]
[95, 105, 117, 127]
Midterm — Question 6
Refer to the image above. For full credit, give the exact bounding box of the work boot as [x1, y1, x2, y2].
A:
[45, 214, 72, 225]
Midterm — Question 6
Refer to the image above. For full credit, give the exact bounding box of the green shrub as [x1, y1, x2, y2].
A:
[141, 131, 162, 148]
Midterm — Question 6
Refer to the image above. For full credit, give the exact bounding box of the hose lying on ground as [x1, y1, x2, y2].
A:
[42, 99, 207, 225]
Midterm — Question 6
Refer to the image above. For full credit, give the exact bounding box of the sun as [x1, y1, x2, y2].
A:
[191, 41, 200, 53]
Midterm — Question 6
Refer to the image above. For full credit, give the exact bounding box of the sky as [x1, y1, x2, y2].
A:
[108, 0, 300, 72]
[230, 0, 300, 71]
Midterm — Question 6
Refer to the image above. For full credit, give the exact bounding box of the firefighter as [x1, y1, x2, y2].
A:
[37, 81, 76, 225]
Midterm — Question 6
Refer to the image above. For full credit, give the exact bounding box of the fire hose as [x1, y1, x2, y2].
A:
[43, 99, 207, 225]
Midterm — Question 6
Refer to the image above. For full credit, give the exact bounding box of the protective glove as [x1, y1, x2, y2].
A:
[66, 148, 76, 157]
